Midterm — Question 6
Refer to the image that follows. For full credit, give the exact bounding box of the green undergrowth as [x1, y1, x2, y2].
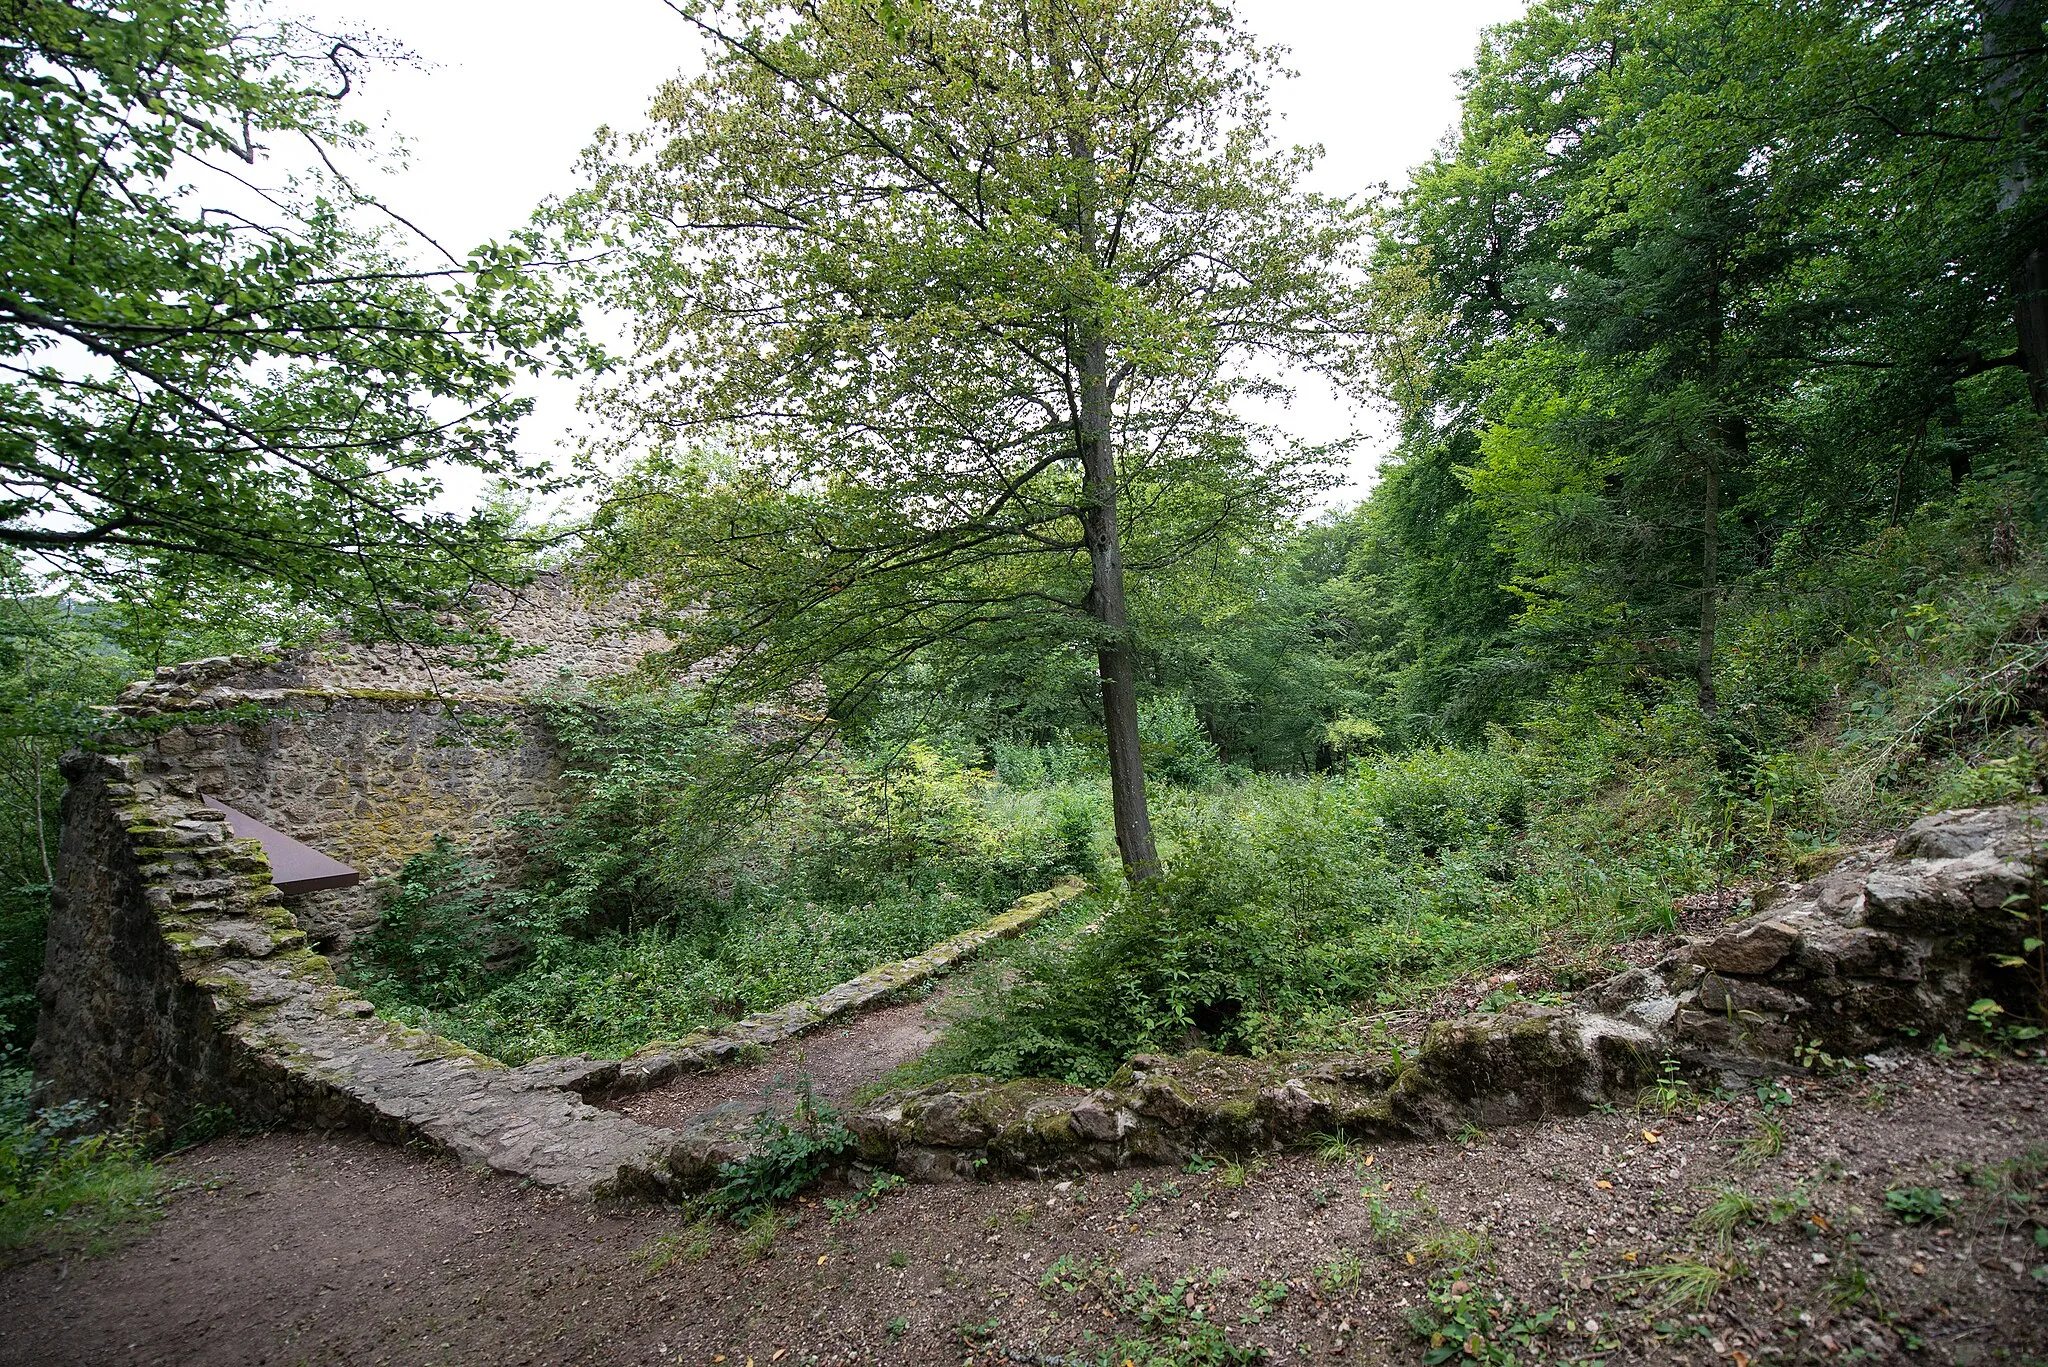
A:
[344, 711, 1107, 1063]
[0, 1070, 181, 1264]
[357, 505, 2048, 1083]
[916, 751, 1692, 1085]
[917, 513, 2048, 1086]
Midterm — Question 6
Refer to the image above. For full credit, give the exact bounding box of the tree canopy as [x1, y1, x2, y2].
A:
[562, 0, 1370, 879]
[1, 0, 589, 630]
[1351, 0, 2048, 733]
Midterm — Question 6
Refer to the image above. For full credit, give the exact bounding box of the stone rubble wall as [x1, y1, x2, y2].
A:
[34, 751, 685, 1188]
[111, 572, 672, 709]
[135, 699, 563, 947]
[98, 571, 671, 948]
[821, 803, 2043, 1185]
[32, 755, 1085, 1199]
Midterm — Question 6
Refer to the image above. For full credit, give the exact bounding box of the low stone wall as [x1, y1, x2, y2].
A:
[569, 877, 1086, 1098]
[825, 803, 2043, 1184]
[32, 753, 1087, 1196]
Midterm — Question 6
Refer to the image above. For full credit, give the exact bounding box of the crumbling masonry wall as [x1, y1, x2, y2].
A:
[102, 574, 670, 948]
[134, 695, 562, 948]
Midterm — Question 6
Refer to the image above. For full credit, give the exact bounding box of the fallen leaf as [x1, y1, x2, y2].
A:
[1621, 1251, 1638, 1263]
[1642, 1129, 1662, 1144]
[1405, 1252, 1416, 1265]
[772, 1353, 787, 1363]
[1594, 1180, 1613, 1190]
[1732, 1353, 1751, 1367]
[817, 1255, 827, 1265]
[1363, 1155, 1374, 1166]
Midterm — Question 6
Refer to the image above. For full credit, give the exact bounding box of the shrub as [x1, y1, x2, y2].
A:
[349, 715, 1108, 1063]
[0, 1072, 171, 1257]
[990, 734, 1099, 789]
[1344, 747, 1527, 857]
[705, 1088, 857, 1221]
[349, 837, 544, 1008]
[1137, 695, 1224, 788]
[924, 750, 1682, 1085]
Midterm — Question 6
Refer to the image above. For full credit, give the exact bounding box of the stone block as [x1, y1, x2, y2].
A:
[1694, 918, 1801, 975]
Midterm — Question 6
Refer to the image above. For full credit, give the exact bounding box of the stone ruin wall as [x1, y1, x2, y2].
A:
[30, 572, 673, 1129]
[137, 698, 562, 948]
[105, 573, 670, 948]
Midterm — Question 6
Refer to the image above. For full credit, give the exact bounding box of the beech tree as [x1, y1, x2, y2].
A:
[1369, 0, 2048, 725]
[565, 0, 1367, 882]
[2, 0, 586, 631]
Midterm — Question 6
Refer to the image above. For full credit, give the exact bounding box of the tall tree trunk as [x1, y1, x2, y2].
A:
[1987, 0, 2048, 410]
[1077, 326, 1163, 884]
[2015, 249, 2048, 412]
[1698, 456, 1720, 717]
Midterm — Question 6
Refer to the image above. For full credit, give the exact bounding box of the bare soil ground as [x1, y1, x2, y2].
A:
[612, 992, 951, 1131]
[0, 1050, 2041, 1367]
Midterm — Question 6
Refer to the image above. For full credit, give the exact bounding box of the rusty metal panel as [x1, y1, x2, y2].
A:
[202, 797, 362, 895]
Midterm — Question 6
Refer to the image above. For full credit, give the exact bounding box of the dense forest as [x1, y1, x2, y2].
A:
[4, 0, 2048, 1120]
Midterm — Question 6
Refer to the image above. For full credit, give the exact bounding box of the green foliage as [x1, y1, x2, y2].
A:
[1693, 1186, 1762, 1250]
[1136, 696, 1224, 789]
[705, 1091, 858, 1222]
[1035, 1258, 1266, 1366]
[0, 1073, 173, 1259]
[1406, 1270, 1559, 1367]
[1616, 1256, 1746, 1313]
[348, 689, 1103, 1062]
[2, 0, 585, 623]
[1362, 0, 2048, 735]
[565, 0, 1372, 880]
[348, 838, 527, 1008]
[992, 736, 1101, 791]
[1884, 1185, 1951, 1224]
[924, 747, 1669, 1083]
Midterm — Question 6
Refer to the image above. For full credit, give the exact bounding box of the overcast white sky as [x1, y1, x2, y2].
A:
[314, 0, 1527, 503]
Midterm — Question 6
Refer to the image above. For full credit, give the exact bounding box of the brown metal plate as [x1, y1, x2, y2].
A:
[203, 798, 362, 895]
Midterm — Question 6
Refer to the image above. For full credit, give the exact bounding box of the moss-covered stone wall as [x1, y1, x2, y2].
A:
[138, 697, 562, 947]
[96, 572, 674, 949]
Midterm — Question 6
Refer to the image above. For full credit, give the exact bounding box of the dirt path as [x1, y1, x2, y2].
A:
[612, 992, 951, 1133]
[1, 1052, 2041, 1367]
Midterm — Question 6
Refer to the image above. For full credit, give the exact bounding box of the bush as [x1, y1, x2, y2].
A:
[990, 734, 1099, 789]
[348, 716, 1110, 1063]
[1344, 747, 1526, 857]
[348, 837, 547, 1008]
[1137, 695, 1223, 788]
[0, 884, 46, 1065]
[0, 1071, 171, 1258]
[924, 751, 1680, 1085]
